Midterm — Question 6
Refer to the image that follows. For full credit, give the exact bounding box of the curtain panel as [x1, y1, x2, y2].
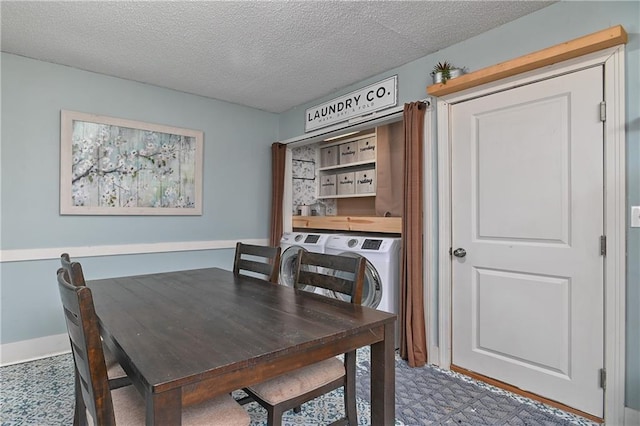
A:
[400, 102, 428, 367]
[270, 142, 287, 248]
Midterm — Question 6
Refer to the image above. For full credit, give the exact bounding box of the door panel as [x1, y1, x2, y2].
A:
[451, 66, 604, 417]
[474, 268, 570, 375]
[476, 96, 569, 243]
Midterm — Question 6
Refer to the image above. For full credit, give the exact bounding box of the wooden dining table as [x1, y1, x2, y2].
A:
[86, 267, 396, 426]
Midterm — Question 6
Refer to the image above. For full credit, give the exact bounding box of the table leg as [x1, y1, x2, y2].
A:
[371, 321, 395, 425]
[146, 388, 182, 426]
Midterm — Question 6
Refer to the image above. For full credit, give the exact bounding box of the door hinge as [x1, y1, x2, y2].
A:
[600, 101, 606, 122]
[600, 368, 606, 390]
[600, 235, 607, 256]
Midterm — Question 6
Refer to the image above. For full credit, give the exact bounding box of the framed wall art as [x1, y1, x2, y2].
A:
[60, 110, 203, 215]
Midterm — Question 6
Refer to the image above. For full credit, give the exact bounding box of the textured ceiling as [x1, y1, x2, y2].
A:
[1, 1, 554, 113]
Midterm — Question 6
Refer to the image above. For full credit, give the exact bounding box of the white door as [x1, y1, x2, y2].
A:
[451, 66, 604, 417]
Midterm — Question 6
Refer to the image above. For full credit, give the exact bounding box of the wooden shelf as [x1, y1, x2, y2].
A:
[317, 193, 375, 200]
[427, 25, 627, 97]
[292, 215, 401, 234]
[318, 159, 375, 172]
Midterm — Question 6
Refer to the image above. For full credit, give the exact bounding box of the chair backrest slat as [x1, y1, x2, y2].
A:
[233, 242, 281, 284]
[297, 270, 356, 295]
[57, 268, 116, 425]
[294, 251, 365, 305]
[237, 259, 275, 277]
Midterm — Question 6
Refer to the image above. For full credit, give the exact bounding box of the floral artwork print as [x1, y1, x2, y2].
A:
[70, 120, 197, 210]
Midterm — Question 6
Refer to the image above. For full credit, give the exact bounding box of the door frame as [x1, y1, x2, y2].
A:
[432, 45, 626, 423]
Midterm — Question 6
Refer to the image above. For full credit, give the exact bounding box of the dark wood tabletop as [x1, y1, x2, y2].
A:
[87, 267, 396, 426]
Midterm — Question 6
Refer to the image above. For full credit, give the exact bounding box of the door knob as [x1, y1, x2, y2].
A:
[453, 248, 467, 258]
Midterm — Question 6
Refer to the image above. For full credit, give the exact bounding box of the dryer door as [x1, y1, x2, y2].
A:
[279, 246, 316, 293]
[329, 252, 382, 309]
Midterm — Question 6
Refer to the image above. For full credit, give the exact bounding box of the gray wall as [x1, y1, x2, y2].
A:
[1, 53, 278, 343]
[279, 0, 640, 411]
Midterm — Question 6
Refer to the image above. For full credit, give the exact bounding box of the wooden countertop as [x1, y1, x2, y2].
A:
[292, 215, 402, 234]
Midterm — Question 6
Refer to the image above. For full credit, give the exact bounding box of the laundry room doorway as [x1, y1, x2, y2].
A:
[280, 100, 435, 369]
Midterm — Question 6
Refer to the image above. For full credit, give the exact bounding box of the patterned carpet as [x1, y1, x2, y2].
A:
[0, 348, 596, 425]
[357, 350, 597, 426]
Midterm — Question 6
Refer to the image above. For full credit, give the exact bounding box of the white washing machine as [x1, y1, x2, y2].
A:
[279, 232, 332, 292]
[325, 235, 401, 348]
[324, 235, 401, 314]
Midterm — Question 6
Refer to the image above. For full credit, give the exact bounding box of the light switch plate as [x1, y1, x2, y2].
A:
[632, 206, 640, 228]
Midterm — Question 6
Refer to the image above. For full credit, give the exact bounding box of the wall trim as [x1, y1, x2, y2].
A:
[602, 43, 627, 426]
[0, 333, 71, 366]
[434, 45, 626, 423]
[422, 102, 438, 364]
[0, 238, 269, 263]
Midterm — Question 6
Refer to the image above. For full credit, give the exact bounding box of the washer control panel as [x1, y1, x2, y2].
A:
[304, 234, 321, 243]
[362, 239, 383, 250]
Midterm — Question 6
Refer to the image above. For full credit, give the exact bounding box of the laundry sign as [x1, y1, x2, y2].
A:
[305, 75, 397, 132]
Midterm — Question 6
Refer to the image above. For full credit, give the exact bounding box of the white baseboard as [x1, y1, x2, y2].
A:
[0, 333, 71, 366]
[625, 407, 639, 426]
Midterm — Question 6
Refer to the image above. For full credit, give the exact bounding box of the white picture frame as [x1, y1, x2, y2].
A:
[60, 110, 203, 215]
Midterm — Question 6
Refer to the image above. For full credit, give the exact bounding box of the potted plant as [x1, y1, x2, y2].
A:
[431, 61, 465, 84]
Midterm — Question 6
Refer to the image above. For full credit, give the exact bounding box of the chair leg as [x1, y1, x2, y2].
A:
[344, 351, 358, 425]
[267, 405, 283, 426]
[293, 405, 301, 414]
[235, 395, 255, 406]
[73, 369, 87, 426]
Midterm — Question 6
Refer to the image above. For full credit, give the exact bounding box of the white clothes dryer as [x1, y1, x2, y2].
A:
[279, 232, 332, 292]
[324, 235, 401, 314]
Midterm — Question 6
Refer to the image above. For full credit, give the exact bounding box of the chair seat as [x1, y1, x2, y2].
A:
[247, 357, 345, 405]
[88, 385, 250, 426]
[104, 347, 127, 378]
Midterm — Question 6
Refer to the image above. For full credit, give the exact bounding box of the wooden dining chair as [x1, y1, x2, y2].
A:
[242, 251, 365, 426]
[60, 255, 130, 377]
[60, 253, 131, 425]
[233, 242, 281, 284]
[56, 268, 251, 426]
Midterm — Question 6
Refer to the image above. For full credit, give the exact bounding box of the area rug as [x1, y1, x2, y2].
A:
[0, 351, 395, 426]
[355, 348, 596, 426]
[0, 348, 595, 425]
